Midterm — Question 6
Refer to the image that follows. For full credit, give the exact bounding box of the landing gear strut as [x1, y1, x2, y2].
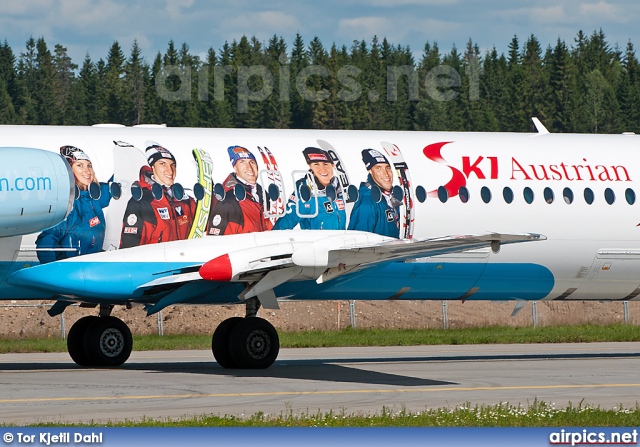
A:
[211, 298, 280, 369]
[66, 306, 133, 367]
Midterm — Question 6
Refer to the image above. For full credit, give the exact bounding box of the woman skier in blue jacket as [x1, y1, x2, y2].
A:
[36, 146, 111, 264]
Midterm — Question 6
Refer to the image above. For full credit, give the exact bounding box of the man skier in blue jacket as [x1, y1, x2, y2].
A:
[348, 149, 400, 238]
[273, 147, 346, 231]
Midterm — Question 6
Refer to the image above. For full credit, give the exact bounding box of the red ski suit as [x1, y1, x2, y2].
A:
[206, 173, 272, 235]
[120, 166, 196, 248]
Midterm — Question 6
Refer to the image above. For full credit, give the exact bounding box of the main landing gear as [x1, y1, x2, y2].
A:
[211, 298, 280, 369]
[66, 306, 133, 367]
[66, 299, 279, 369]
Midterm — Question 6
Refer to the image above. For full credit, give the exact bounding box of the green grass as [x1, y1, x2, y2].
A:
[14, 401, 640, 427]
[1, 324, 640, 354]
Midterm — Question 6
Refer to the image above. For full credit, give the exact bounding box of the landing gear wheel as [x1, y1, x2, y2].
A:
[83, 316, 133, 367]
[67, 316, 98, 366]
[212, 317, 243, 368]
[229, 317, 279, 369]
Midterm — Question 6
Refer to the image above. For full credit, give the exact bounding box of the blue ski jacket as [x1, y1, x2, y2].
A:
[36, 183, 111, 264]
[273, 176, 346, 231]
[348, 175, 400, 238]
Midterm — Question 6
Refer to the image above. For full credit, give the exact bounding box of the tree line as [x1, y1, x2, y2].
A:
[0, 29, 638, 134]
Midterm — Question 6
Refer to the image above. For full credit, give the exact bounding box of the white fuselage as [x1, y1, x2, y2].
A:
[2, 125, 640, 302]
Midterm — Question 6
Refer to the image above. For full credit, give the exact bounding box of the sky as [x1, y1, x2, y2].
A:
[1, 0, 640, 65]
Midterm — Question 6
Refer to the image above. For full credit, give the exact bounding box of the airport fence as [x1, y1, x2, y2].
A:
[0, 300, 634, 339]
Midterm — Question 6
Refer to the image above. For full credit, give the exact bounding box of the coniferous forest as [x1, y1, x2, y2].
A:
[0, 29, 638, 134]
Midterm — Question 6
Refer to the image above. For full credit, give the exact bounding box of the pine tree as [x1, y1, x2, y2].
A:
[33, 37, 60, 124]
[547, 39, 574, 132]
[105, 41, 127, 123]
[52, 44, 77, 123]
[124, 40, 148, 125]
[414, 41, 448, 131]
[290, 33, 311, 128]
[79, 54, 105, 124]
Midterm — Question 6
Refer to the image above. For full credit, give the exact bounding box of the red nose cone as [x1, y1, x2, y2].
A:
[199, 254, 233, 281]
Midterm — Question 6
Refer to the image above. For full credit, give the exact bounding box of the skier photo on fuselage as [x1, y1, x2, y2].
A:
[273, 147, 346, 231]
[348, 149, 401, 238]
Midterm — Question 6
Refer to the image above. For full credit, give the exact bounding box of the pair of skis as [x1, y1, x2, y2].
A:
[257, 146, 285, 225]
[381, 142, 415, 240]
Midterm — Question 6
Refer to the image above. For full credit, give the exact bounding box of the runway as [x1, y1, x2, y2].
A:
[1, 342, 639, 424]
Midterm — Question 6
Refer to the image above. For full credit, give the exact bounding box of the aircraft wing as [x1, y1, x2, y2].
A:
[190, 231, 545, 309]
[310, 232, 543, 283]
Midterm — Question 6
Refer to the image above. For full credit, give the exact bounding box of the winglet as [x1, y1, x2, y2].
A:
[532, 117, 549, 134]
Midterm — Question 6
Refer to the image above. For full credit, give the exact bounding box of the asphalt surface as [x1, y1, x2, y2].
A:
[1, 342, 639, 424]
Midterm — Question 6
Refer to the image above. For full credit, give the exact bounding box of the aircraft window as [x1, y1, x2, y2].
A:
[415, 185, 426, 203]
[234, 183, 246, 201]
[626, 188, 636, 205]
[503, 187, 513, 204]
[584, 187, 594, 205]
[89, 182, 102, 200]
[481, 186, 491, 203]
[267, 183, 280, 201]
[563, 187, 574, 204]
[299, 183, 312, 202]
[523, 187, 534, 204]
[459, 186, 469, 203]
[604, 188, 615, 205]
[370, 183, 381, 203]
[347, 184, 359, 203]
[171, 183, 185, 200]
[326, 184, 337, 201]
[543, 187, 554, 204]
[193, 183, 205, 201]
[152, 182, 163, 201]
[214, 183, 226, 201]
[437, 186, 448, 203]
[110, 182, 122, 200]
[392, 185, 404, 201]
[131, 181, 143, 201]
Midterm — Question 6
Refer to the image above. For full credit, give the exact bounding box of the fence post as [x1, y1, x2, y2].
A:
[532, 301, 538, 327]
[349, 300, 356, 329]
[157, 310, 164, 336]
[624, 301, 629, 324]
[60, 313, 66, 339]
[442, 301, 448, 330]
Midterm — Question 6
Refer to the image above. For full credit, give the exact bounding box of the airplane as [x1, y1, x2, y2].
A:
[1, 120, 638, 370]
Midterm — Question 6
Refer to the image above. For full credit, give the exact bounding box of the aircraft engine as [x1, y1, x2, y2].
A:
[0, 147, 75, 237]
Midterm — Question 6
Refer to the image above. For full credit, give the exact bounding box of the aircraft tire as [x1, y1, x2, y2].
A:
[229, 317, 279, 369]
[83, 316, 133, 367]
[212, 317, 243, 368]
[67, 315, 99, 366]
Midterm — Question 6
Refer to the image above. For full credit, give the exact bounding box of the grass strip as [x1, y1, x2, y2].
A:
[1, 324, 640, 354]
[14, 401, 640, 427]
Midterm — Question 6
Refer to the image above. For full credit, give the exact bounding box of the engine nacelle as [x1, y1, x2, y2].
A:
[0, 147, 74, 237]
